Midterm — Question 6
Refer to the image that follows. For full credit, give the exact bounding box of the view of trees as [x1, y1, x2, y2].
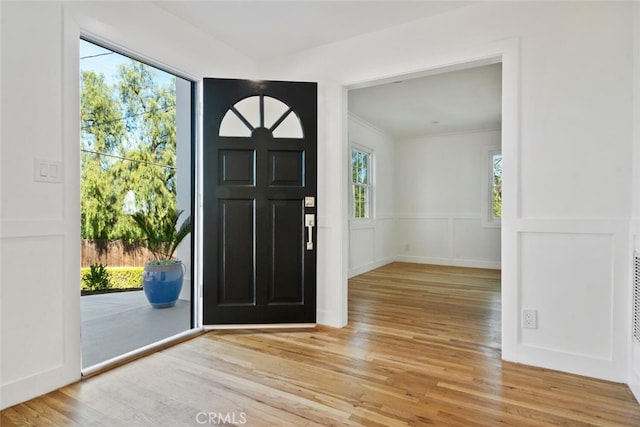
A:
[81, 59, 177, 241]
[492, 154, 503, 219]
[352, 148, 370, 219]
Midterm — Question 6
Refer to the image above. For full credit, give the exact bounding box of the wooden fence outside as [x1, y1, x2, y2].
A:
[81, 240, 153, 267]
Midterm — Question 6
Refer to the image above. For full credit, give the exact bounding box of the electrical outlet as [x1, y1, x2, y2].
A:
[522, 309, 538, 329]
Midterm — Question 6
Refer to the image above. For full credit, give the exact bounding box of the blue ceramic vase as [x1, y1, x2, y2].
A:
[142, 261, 184, 308]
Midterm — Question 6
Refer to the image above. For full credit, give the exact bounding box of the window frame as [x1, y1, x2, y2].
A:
[482, 146, 502, 228]
[350, 144, 373, 221]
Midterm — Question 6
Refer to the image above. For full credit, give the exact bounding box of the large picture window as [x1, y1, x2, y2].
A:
[351, 147, 371, 219]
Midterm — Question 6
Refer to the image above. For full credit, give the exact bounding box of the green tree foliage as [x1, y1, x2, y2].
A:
[81, 60, 177, 240]
[352, 149, 369, 219]
[81, 71, 124, 239]
[492, 154, 503, 219]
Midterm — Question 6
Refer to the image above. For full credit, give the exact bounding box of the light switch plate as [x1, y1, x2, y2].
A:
[34, 159, 62, 183]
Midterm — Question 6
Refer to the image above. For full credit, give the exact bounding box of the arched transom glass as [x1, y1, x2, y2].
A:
[219, 95, 304, 138]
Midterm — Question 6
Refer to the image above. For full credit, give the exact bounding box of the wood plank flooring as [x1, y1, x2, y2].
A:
[3, 262, 640, 426]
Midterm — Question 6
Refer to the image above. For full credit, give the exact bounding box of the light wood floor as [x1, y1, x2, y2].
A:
[3, 262, 640, 426]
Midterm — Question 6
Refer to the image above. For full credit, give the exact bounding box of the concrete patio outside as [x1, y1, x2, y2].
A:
[80, 290, 191, 369]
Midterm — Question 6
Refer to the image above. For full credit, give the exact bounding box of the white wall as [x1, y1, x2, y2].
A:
[348, 114, 395, 277]
[260, 1, 635, 384]
[629, 1, 640, 403]
[395, 130, 501, 269]
[2, 2, 78, 410]
[1, 0, 638, 409]
[0, 0, 255, 409]
[347, 125, 501, 275]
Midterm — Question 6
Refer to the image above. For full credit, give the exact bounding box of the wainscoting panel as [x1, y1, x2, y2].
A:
[519, 231, 614, 360]
[349, 217, 396, 277]
[349, 226, 376, 274]
[1, 235, 66, 384]
[396, 217, 449, 259]
[395, 214, 501, 269]
[453, 218, 501, 263]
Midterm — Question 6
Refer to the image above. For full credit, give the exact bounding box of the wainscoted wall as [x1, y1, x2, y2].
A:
[348, 115, 396, 277]
[349, 216, 396, 277]
[0, 219, 79, 410]
[395, 213, 500, 269]
[347, 119, 502, 276]
[0, 3, 81, 408]
[629, 220, 640, 400]
[394, 130, 502, 270]
[514, 218, 630, 380]
[348, 106, 631, 380]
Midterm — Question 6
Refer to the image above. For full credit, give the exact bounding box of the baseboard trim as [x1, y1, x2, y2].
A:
[394, 255, 501, 270]
[204, 323, 317, 330]
[349, 257, 395, 278]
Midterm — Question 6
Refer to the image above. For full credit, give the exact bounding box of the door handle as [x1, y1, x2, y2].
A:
[305, 214, 315, 250]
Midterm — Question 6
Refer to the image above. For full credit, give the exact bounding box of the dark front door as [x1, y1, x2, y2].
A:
[202, 79, 317, 325]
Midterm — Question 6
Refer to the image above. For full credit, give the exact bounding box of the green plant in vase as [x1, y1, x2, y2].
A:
[131, 208, 191, 308]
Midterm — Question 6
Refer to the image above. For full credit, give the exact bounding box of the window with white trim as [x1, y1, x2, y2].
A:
[491, 152, 503, 221]
[351, 147, 371, 219]
[482, 147, 502, 227]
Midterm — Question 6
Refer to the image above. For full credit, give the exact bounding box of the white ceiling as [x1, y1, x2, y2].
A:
[153, 1, 476, 60]
[349, 63, 502, 138]
[153, 1, 499, 138]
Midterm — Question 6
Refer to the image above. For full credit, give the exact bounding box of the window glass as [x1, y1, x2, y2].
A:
[218, 95, 303, 138]
[352, 148, 371, 219]
[492, 153, 502, 220]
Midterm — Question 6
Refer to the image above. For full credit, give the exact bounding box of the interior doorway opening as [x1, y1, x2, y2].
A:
[79, 38, 196, 371]
[345, 58, 503, 343]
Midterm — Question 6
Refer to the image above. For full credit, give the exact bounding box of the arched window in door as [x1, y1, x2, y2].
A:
[219, 95, 304, 138]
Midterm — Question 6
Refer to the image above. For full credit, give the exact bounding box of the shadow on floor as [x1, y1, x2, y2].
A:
[81, 291, 190, 368]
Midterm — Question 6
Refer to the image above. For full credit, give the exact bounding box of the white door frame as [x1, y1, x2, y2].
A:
[68, 21, 203, 377]
[340, 38, 520, 361]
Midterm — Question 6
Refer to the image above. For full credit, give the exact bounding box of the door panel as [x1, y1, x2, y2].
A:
[203, 78, 317, 325]
[218, 199, 255, 305]
[269, 200, 304, 304]
[219, 150, 256, 186]
[269, 150, 304, 187]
